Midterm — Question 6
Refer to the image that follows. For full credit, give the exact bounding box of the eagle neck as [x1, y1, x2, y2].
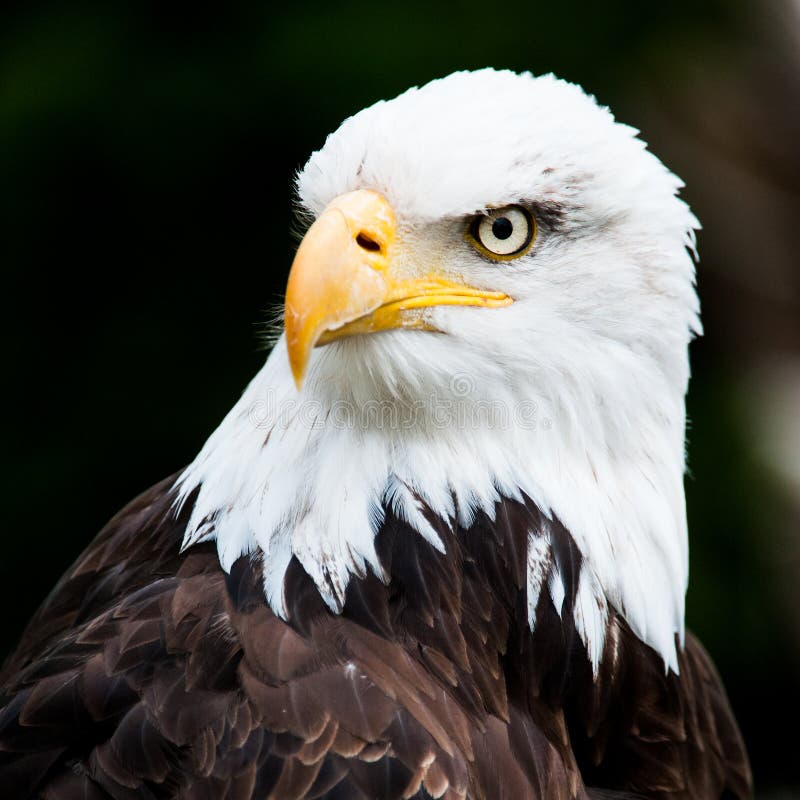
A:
[177, 334, 688, 673]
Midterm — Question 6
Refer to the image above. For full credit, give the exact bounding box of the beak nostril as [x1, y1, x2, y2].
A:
[356, 232, 381, 252]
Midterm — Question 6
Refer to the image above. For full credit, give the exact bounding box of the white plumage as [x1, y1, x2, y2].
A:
[177, 69, 701, 673]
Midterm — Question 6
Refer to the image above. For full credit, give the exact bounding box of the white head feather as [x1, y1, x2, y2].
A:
[177, 69, 700, 673]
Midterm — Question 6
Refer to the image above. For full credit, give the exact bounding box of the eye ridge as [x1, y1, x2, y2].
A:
[467, 205, 536, 261]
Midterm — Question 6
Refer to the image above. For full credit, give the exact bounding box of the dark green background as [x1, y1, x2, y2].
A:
[4, 1, 799, 795]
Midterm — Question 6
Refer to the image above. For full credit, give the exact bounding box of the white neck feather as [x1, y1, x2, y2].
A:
[177, 322, 690, 674]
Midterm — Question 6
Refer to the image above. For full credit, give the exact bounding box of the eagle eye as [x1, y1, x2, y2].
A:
[467, 205, 536, 261]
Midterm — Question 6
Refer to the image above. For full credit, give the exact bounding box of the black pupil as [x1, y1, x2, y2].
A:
[492, 217, 513, 240]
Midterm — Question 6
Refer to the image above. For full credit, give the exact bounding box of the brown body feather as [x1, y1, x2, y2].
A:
[0, 476, 751, 799]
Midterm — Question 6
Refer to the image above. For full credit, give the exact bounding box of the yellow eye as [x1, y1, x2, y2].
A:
[467, 205, 536, 261]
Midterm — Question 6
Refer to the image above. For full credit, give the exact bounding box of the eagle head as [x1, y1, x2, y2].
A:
[179, 69, 700, 673]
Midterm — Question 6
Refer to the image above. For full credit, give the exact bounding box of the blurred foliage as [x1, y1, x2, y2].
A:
[3, 0, 798, 794]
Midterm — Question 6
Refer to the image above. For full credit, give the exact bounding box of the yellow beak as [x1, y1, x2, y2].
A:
[284, 189, 512, 388]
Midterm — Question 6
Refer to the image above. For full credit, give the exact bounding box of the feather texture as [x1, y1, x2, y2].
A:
[0, 477, 750, 799]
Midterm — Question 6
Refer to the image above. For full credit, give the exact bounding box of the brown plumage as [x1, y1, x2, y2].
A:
[0, 475, 751, 799]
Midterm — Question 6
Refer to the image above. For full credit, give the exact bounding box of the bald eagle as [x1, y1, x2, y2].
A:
[0, 70, 751, 799]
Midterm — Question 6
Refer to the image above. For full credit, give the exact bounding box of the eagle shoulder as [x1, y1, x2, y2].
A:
[0, 479, 572, 799]
[0, 480, 751, 800]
